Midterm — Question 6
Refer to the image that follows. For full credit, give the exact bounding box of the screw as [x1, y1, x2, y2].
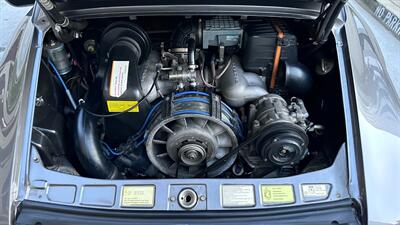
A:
[33, 157, 39, 163]
[35, 96, 44, 107]
[200, 195, 206, 201]
[169, 196, 176, 202]
[87, 45, 95, 53]
[336, 41, 343, 46]
[49, 39, 56, 45]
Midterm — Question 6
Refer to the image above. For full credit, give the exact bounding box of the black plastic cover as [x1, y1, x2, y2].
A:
[242, 22, 298, 75]
[17, 199, 360, 225]
[100, 22, 151, 143]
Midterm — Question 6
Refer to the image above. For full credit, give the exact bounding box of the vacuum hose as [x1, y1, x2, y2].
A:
[74, 22, 153, 179]
[74, 108, 121, 179]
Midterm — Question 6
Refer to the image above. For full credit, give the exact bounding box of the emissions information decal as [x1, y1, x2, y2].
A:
[109, 61, 129, 97]
[121, 185, 155, 207]
[107, 100, 139, 112]
[301, 184, 331, 202]
[221, 185, 255, 207]
[261, 185, 295, 205]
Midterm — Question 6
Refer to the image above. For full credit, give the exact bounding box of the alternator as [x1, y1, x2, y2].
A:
[145, 91, 242, 178]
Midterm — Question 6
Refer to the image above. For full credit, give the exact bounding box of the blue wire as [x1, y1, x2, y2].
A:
[48, 59, 68, 91]
[172, 110, 210, 116]
[101, 141, 123, 157]
[221, 101, 244, 139]
[132, 100, 163, 140]
[47, 59, 77, 109]
[221, 101, 234, 113]
[128, 90, 245, 146]
[174, 91, 209, 97]
[134, 138, 146, 148]
[174, 97, 209, 104]
[173, 92, 244, 139]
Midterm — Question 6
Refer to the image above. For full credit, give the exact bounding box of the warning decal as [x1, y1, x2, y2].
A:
[107, 100, 139, 113]
[109, 61, 129, 97]
[261, 185, 295, 205]
[121, 185, 155, 207]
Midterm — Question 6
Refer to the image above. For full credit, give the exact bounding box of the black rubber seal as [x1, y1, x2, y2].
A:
[17, 199, 360, 225]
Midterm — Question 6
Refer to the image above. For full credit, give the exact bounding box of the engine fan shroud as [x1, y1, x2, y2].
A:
[145, 92, 241, 178]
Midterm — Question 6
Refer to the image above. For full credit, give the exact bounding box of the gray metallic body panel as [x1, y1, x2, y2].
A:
[26, 145, 349, 211]
[0, 8, 41, 225]
[344, 0, 400, 224]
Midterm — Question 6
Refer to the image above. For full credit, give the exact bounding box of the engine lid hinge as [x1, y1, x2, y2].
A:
[313, 0, 348, 45]
[36, 0, 87, 42]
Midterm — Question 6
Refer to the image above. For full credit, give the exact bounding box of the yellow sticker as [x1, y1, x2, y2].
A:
[261, 185, 295, 205]
[121, 185, 155, 207]
[107, 100, 139, 112]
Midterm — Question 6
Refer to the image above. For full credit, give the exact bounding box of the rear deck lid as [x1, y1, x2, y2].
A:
[9, 0, 345, 45]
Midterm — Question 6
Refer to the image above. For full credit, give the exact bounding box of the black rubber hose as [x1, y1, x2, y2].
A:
[188, 38, 196, 69]
[74, 108, 121, 179]
[170, 19, 198, 48]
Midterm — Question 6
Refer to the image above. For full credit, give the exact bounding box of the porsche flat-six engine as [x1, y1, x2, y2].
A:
[4, 0, 357, 218]
[43, 16, 321, 179]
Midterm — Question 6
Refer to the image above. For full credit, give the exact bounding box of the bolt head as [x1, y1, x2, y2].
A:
[87, 46, 95, 52]
[54, 25, 62, 33]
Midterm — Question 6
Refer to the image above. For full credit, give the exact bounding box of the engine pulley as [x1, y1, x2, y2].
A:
[249, 94, 309, 166]
[145, 91, 242, 178]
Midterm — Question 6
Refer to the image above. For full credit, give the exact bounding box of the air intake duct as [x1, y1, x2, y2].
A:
[99, 22, 152, 143]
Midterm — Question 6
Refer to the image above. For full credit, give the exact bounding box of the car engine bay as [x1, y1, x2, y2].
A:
[33, 16, 345, 181]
